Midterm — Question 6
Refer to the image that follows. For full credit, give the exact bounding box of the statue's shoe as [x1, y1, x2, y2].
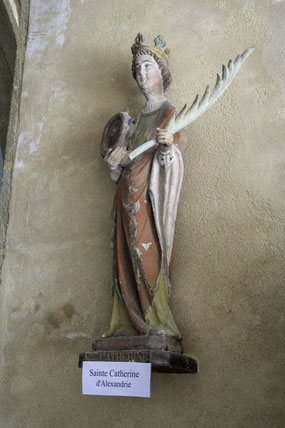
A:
[148, 328, 163, 336]
[112, 329, 131, 337]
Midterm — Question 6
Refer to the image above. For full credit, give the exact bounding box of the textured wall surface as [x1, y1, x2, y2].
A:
[1, 0, 285, 427]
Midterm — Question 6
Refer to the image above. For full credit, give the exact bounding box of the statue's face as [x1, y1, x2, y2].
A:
[135, 54, 163, 96]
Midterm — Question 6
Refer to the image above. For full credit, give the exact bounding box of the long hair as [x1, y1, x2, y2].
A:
[132, 50, 172, 92]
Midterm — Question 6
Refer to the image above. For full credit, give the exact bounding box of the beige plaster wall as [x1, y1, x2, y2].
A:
[1, 0, 285, 426]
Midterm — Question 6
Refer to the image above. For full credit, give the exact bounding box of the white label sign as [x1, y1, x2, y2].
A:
[82, 361, 151, 397]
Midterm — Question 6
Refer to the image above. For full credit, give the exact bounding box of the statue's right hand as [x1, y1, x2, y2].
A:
[104, 146, 128, 167]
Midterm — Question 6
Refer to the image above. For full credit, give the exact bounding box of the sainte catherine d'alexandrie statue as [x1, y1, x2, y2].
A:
[80, 33, 254, 372]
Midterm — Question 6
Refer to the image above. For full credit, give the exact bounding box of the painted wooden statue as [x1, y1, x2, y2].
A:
[101, 33, 254, 339]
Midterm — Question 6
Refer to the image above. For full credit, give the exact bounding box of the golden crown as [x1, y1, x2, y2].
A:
[131, 33, 170, 63]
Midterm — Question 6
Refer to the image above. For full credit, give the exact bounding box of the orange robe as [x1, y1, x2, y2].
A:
[106, 101, 186, 337]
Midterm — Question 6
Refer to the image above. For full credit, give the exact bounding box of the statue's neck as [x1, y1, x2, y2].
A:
[141, 94, 167, 113]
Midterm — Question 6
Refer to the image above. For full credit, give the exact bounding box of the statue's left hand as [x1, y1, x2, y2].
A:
[104, 146, 128, 167]
[156, 128, 173, 149]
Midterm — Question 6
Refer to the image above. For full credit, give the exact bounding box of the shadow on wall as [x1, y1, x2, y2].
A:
[0, 0, 17, 189]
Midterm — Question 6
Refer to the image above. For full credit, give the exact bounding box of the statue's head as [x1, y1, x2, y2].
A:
[131, 33, 172, 94]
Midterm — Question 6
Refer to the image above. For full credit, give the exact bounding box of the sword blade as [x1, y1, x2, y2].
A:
[127, 138, 157, 161]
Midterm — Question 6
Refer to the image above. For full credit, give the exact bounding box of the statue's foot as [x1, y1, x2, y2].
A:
[101, 325, 137, 338]
[112, 329, 132, 337]
[148, 328, 163, 336]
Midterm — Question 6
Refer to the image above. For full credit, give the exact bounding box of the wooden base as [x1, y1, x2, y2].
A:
[79, 335, 198, 374]
[93, 335, 183, 353]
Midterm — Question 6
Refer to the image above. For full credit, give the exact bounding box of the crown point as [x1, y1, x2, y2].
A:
[132, 33, 170, 63]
